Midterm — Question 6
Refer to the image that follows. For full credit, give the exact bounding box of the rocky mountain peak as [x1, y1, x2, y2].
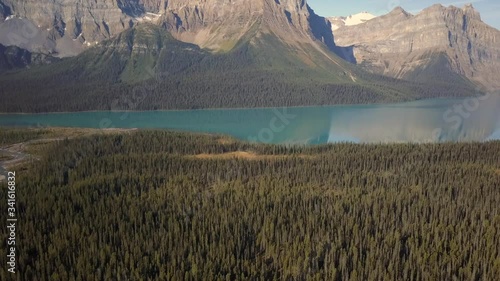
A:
[425, 3, 445, 11]
[379, 6, 412, 21]
[420, 3, 481, 22]
[462, 3, 481, 20]
[389, 6, 409, 15]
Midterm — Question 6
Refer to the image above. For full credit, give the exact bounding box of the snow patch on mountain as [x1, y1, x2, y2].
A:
[328, 12, 377, 31]
[135, 12, 162, 23]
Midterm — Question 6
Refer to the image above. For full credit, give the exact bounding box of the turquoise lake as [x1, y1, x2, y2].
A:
[1, 95, 499, 144]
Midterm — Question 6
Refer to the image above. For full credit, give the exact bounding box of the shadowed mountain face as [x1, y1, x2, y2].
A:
[0, 43, 58, 71]
[0, 43, 31, 70]
[332, 4, 500, 91]
[0, 2, 10, 22]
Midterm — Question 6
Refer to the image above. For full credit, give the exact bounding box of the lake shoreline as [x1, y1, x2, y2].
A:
[0, 95, 484, 115]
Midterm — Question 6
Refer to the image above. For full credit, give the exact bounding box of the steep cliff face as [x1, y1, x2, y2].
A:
[0, 0, 134, 56]
[154, 0, 330, 52]
[332, 5, 500, 90]
[1, 0, 131, 39]
[156, 0, 266, 51]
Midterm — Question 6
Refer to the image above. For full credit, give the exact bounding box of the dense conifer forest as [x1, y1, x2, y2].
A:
[0, 62, 477, 113]
[0, 129, 499, 280]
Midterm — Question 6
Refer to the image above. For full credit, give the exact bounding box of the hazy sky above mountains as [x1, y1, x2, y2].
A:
[308, 0, 500, 29]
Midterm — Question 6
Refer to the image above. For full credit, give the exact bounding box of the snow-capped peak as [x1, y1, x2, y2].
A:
[344, 12, 376, 26]
[328, 12, 377, 31]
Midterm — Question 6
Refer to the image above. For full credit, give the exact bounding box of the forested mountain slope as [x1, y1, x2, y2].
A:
[0, 22, 479, 113]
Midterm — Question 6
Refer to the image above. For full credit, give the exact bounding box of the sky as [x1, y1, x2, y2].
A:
[307, 0, 500, 29]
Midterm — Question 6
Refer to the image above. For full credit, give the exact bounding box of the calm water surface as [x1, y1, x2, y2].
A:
[1, 96, 499, 144]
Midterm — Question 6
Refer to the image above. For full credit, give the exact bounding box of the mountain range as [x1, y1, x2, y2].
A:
[0, 0, 498, 112]
[332, 4, 500, 91]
